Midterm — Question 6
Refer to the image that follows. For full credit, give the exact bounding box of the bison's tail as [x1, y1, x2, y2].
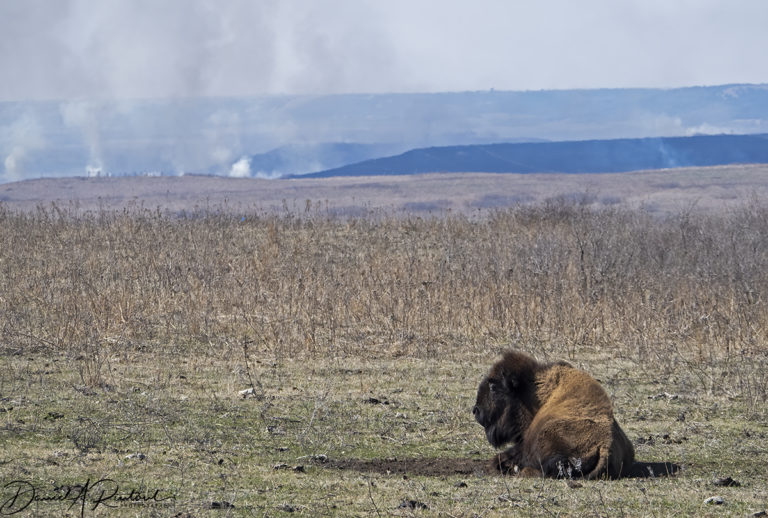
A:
[584, 446, 610, 480]
[584, 445, 635, 480]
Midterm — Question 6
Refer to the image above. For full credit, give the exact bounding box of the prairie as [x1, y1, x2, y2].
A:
[1, 194, 767, 516]
[2, 163, 768, 216]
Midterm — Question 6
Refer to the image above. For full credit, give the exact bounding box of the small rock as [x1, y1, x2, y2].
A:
[649, 392, 679, 400]
[208, 501, 235, 509]
[398, 499, 428, 510]
[454, 481, 468, 488]
[277, 504, 296, 513]
[125, 453, 146, 461]
[292, 465, 305, 473]
[660, 433, 686, 444]
[704, 496, 724, 505]
[750, 511, 767, 517]
[636, 435, 655, 446]
[73, 385, 97, 396]
[365, 397, 389, 405]
[273, 463, 290, 470]
[713, 476, 741, 487]
[310, 454, 328, 464]
[239, 387, 256, 398]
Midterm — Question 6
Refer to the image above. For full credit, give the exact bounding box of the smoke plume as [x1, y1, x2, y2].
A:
[229, 157, 251, 178]
[1, 114, 45, 181]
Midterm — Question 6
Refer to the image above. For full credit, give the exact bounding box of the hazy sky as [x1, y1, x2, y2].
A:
[1, 0, 767, 101]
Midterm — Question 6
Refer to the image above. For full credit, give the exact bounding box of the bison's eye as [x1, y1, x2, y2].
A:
[488, 379, 501, 394]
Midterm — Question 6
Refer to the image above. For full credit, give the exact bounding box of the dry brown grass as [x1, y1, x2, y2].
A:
[1, 200, 767, 400]
[3, 164, 768, 216]
[2, 199, 768, 515]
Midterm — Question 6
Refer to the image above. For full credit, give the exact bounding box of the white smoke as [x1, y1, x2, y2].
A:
[684, 123, 734, 136]
[1, 114, 45, 181]
[229, 156, 251, 178]
[205, 109, 242, 170]
[60, 100, 105, 176]
[228, 155, 290, 179]
[4, 147, 25, 180]
[86, 165, 105, 177]
[45, 0, 282, 100]
[0, 1, 401, 102]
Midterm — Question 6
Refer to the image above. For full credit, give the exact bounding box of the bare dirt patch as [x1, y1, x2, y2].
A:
[324, 457, 492, 477]
[322, 457, 680, 478]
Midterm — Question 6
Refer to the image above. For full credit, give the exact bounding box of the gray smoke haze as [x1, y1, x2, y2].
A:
[0, 0, 399, 101]
[0, 0, 400, 179]
[1, 0, 271, 100]
[2, 1, 768, 181]
[1, 113, 45, 181]
[59, 101, 105, 175]
[3, 0, 768, 102]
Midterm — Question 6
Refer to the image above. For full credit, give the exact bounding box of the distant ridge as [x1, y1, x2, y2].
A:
[298, 133, 768, 178]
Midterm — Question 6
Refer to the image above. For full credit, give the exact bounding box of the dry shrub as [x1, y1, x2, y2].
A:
[1, 200, 767, 399]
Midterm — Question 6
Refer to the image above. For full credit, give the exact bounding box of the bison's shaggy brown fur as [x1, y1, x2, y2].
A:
[473, 350, 635, 478]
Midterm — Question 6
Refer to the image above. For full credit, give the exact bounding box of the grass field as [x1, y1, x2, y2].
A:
[2, 163, 768, 216]
[1, 199, 767, 516]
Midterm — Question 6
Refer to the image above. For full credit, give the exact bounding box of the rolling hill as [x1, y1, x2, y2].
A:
[300, 133, 768, 178]
[3, 84, 768, 182]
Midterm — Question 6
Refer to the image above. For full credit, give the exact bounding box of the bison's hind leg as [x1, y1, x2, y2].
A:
[538, 454, 578, 478]
[528, 446, 602, 479]
[538, 449, 602, 479]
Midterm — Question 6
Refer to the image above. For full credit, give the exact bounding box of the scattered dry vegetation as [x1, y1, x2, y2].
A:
[3, 164, 768, 216]
[1, 199, 767, 516]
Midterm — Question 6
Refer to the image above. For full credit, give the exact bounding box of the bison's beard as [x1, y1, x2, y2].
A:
[481, 404, 531, 449]
[484, 419, 521, 449]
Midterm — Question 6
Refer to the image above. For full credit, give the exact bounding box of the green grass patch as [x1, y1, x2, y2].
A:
[2, 346, 767, 517]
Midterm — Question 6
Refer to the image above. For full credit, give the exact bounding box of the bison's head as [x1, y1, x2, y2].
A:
[473, 351, 538, 448]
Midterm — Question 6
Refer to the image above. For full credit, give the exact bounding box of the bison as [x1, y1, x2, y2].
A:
[473, 350, 635, 478]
